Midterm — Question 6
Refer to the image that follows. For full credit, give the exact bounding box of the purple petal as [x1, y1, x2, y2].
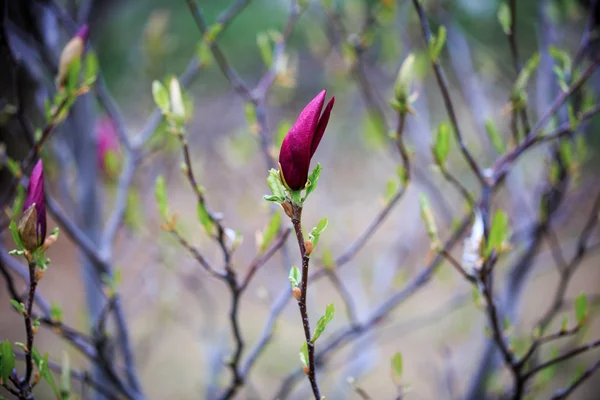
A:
[23, 160, 46, 244]
[76, 25, 89, 42]
[310, 96, 335, 157]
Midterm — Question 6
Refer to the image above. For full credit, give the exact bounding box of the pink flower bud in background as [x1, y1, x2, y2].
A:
[278, 90, 335, 190]
[56, 25, 89, 88]
[95, 117, 121, 177]
[19, 160, 46, 251]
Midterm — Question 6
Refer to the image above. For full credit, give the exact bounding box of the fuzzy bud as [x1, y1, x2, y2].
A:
[18, 205, 39, 253]
[20, 160, 46, 251]
[281, 201, 294, 219]
[304, 240, 314, 256]
[302, 365, 310, 375]
[56, 25, 89, 89]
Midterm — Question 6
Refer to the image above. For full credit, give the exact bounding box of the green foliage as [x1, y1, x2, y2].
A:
[152, 80, 170, 114]
[51, 303, 63, 323]
[514, 53, 541, 93]
[497, 2, 511, 34]
[289, 265, 300, 289]
[419, 194, 440, 249]
[197, 201, 213, 236]
[433, 123, 451, 165]
[299, 342, 309, 367]
[154, 175, 169, 221]
[429, 25, 447, 62]
[204, 24, 223, 44]
[32, 349, 60, 398]
[575, 293, 588, 325]
[9, 220, 24, 250]
[197, 40, 213, 66]
[308, 218, 328, 248]
[265, 169, 286, 203]
[60, 352, 71, 399]
[10, 299, 25, 315]
[259, 212, 281, 253]
[1, 340, 15, 383]
[485, 120, 505, 154]
[391, 352, 403, 384]
[65, 57, 82, 94]
[84, 52, 99, 85]
[303, 163, 322, 202]
[311, 303, 335, 342]
[485, 209, 509, 257]
[256, 32, 273, 66]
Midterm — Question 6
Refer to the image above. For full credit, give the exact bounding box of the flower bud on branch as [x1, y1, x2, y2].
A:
[18, 160, 46, 252]
[56, 25, 89, 89]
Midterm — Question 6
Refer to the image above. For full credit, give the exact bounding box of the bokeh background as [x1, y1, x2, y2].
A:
[2, 0, 600, 399]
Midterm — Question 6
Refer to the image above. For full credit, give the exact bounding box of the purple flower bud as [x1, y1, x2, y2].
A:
[21, 160, 46, 249]
[56, 24, 89, 88]
[95, 117, 120, 174]
[279, 90, 335, 190]
[75, 24, 89, 42]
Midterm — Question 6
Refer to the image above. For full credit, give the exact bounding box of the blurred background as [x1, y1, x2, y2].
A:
[1, 0, 600, 399]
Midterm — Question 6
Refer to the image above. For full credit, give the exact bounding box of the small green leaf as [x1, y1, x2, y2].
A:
[311, 303, 335, 342]
[197, 40, 213, 66]
[154, 175, 169, 221]
[60, 352, 71, 399]
[256, 32, 273, 66]
[260, 212, 281, 253]
[12, 185, 25, 219]
[197, 202, 213, 235]
[308, 218, 328, 248]
[84, 52, 99, 84]
[152, 81, 170, 114]
[9, 220, 24, 250]
[575, 293, 588, 325]
[50, 303, 63, 322]
[65, 57, 82, 94]
[10, 299, 25, 315]
[6, 157, 20, 178]
[397, 166, 409, 187]
[384, 179, 399, 202]
[1, 340, 15, 383]
[299, 342, 309, 367]
[497, 2, 511, 34]
[419, 194, 440, 249]
[204, 23, 223, 43]
[303, 163, 322, 201]
[40, 352, 59, 398]
[514, 53, 540, 92]
[264, 195, 283, 203]
[485, 119, 505, 154]
[266, 169, 286, 202]
[289, 265, 300, 288]
[559, 140, 573, 167]
[433, 123, 451, 165]
[429, 25, 447, 62]
[391, 352, 403, 383]
[561, 315, 568, 332]
[485, 209, 509, 257]
[536, 347, 559, 387]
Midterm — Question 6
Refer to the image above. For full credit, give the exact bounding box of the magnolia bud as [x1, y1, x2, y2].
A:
[169, 77, 185, 119]
[41, 232, 59, 252]
[281, 201, 294, 219]
[304, 240, 314, 256]
[56, 25, 89, 89]
[292, 287, 301, 300]
[18, 205, 39, 252]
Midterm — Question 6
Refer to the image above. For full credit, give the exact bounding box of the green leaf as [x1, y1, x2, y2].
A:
[51, 303, 63, 322]
[385, 179, 399, 203]
[397, 166, 409, 187]
[419, 194, 440, 249]
[60, 352, 71, 399]
[561, 315, 568, 332]
[12, 185, 25, 218]
[1, 340, 15, 383]
[6, 157, 20, 178]
[84, 52, 99, 84]
[154, 175, 169, 221]
[429, 25, 447, 62]
[514, 53, 540, 92]
[204, 23, 223, 44]
[485, 209, 509, 257]
[9, 220, 24, 250]
[536, 347, 559, 387]
[256, 32, 273, 66]
[433, 123, 451, 165]
[65, 57, 82, 94]
[485, 119, 505, 154]
[40, 352, 59, 398]
[308, 218, 328, 248]
[559, 140, 573, 167]
[303, 163, 322, 202]
[575, 293, 588, 325]
[197, 40, 213, 66]
[497, 2, 511, 34]
[197, 202, 213, 235]
[391, 352, 403, 383]
[152, 81, 170, 114]
[10, 299, 25, 315]
[288, 265, 300, 288]
[266, 169, 286, 203]
[299, 342, 309, 367]
[311, 303, 335, 342]
[260, 212, 281, 253]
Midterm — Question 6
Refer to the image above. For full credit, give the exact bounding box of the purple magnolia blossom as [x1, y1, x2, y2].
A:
[95, 117, 120, 172]
[22, 160, 46, 247]
[279, 90, 335, 190]
[75, 24, 89, 41]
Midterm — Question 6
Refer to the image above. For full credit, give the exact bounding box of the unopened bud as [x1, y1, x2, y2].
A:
[303, 365, 310, 375]
[56, 25, 89, 89]
[281, 201, 293, 219]
[169, 77, 185, 119]
[18, 205, 39, 252]
[391, 54, 415, 113]
[33, 372, 41, 386]
[292, 287, 301, 300]
[42, 233, 58, 252]
[35, 268, 45, 282]
[304, 240, 314, 256]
